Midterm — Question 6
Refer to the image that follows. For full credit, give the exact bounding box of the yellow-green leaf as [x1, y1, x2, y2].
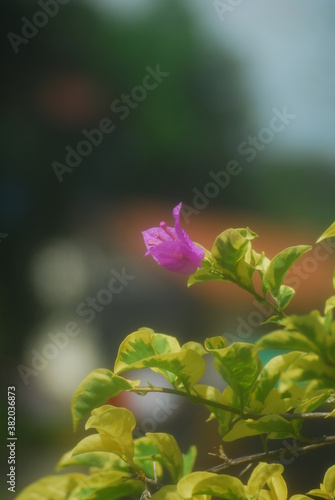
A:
[177, 471, 247, 500]
[263, 245, 312, 305]
[247, 462, 284, 498]
[151, 485, 184, 500]
[133, 436, 163, 480]
[293, 390, 332, 414]
[257, 311, 331, 361]
[316, 221, 335, 243]
[84, 405, 135, 462]
[290, 496, 313, 500]
[114, 328, 157, 371]
[307, 489, 331, 500]
[182, 341, 207, 356]
[325, 296, 335, 315]
[70, 434, 110, 457]
[223, 414, 301, 442]
[193, 384, 239, 437]
[56, 450, 127, 472]
[252, 352, 302, 404]
[16, 474, 86, 500]
[266, 474, 288, 500]
[324, 465, 335, 498]
[66, 406, 136, 464]
[187, 266, 226, 287]
[71, 368, 137, 431]
[276, 284, 296, 310]
[146, 433, 184, 483]
[280, 353, 335, 390]
[205, 339, 262, 409]
[114, 329, 206, 389]
[211, 228, 258, 292]
[68, 470, 143, 500]
[205, 336, 226, 350]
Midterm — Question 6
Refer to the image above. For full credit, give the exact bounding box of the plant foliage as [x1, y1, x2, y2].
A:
[17, 217, 335, 500]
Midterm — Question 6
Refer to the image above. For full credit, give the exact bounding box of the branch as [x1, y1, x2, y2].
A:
[130, 386, 334, 421]
[129, 386, 243, 416]
[207, 436, 335, 474]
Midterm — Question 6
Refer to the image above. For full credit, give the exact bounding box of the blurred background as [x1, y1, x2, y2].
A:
[1, 0, 335, 495]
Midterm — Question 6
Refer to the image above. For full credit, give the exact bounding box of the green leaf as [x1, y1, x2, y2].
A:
[56, 450, 128, 472]
[188, 250, 225, 287]
[193, 384, 239, 437]
[257, 311, 330, 357]
[182, 445, 197, 476]
[133, 436, 163, 480]
[146, 433, 184, 483]
[325, 296, 335, 315]
[187, 266, 226, 287]
[247, 462, 284, 498]
[251, 249, 270, 275]
[205, 336, 226, 350]
[261, 315, 286, 326]
[252, 352, 302, 404]
[71, 406, 136, 463]
[205, 339, 262, 409]
[223, 414, 301, 442]
[71, 368, 137, 431]
[257, 330, 318, 355]
[316, 221, 335, 243]
[16, 474, 86, 500]
[277, 284, 296, 310]
[280, 353, 335, 390]
[177, 471, 247, 500]
[211, 228, 258, 292]
[114, 329, 206, 389]
[68, 470, 143, 500]
[263, 245, 312, 305]
[293, 390, 332, 414]
[115, 328, 158, 370]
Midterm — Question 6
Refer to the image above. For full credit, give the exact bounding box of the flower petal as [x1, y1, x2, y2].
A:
[173, 203, 201, 250]
[142, 226, 177, 252]
[149, 241, 202, 275]
[142, 203, 205, 275]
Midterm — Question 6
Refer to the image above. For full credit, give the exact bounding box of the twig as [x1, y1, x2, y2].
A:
[207, 436, 335, 474]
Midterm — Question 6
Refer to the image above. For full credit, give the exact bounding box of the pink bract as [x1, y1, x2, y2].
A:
[142, 203, 205, 275]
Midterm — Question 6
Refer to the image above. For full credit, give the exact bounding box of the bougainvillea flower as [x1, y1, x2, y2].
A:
[142, 203, 205, 275]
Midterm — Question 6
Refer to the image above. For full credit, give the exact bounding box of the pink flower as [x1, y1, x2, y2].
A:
[142, 203, 205, 275]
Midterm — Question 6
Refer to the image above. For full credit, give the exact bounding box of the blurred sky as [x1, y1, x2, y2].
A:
[92, 0, 335, 161]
